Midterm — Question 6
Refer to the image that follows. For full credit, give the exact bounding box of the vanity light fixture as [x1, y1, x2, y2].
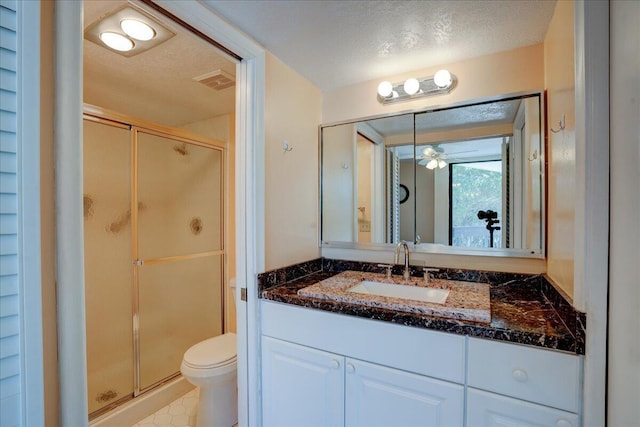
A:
[377, 69, 457, 104]
[84, 5, 175, 57]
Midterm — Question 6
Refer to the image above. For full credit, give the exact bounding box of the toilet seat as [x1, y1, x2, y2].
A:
[182, 333, 237, 371]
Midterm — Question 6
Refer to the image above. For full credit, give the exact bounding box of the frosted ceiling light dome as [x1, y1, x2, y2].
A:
[120, 19, 156, 41]
[404, 78, 420, 95]
[99, 32, 134, 51]
[377, 81, 393, 98]
[426, 159, 438, 169]
[433, 69, 453, 88]
[438, 159, 448, 169]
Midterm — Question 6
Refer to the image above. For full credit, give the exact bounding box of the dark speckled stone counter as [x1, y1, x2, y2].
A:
[259, 258, 586, 355]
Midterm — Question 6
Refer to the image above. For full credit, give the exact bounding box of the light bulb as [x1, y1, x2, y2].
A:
[100, 32, 134, 51]
[121, 19, 156, 41]
[426, 159, 438, 169]
[403, 78, 420, 95]
[438, 159, 447, 169]
[377, 81, 393, 98]
[433, 69, 452, 88]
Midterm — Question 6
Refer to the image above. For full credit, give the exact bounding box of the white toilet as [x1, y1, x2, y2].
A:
[180, 333, 238, 427]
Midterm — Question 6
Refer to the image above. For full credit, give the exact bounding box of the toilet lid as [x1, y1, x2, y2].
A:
[183, 333, 237, 369]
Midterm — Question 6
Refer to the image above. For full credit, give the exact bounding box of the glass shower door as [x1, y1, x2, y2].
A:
[135, 129, 224, 391]
[83, 119, 134, 414]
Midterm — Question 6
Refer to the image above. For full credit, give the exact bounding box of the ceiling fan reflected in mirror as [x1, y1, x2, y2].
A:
[416, 145, 479, 169]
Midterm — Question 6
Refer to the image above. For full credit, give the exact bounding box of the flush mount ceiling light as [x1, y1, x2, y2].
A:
[99, 32, 134, 52]
[84, 5, 175, 57]
[377, 69, 457, 104]
[120, 19, 156, 41]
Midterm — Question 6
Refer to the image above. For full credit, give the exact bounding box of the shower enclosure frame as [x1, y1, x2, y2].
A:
[83, 104, 228, 416]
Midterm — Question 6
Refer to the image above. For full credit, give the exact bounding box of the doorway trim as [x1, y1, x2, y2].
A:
[55, 1, 265, 425]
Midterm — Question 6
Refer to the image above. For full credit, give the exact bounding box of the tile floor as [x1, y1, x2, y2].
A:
[131, 388, 199, 427]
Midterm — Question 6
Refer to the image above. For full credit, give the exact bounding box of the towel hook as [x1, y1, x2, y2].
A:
[550, 115, 565, 133]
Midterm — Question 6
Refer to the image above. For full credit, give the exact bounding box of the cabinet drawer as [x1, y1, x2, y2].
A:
[467, 388, 579, 427]
[467, 338, 581, 413]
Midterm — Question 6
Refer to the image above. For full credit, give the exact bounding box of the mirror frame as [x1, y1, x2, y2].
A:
[319, 91, 546, 259]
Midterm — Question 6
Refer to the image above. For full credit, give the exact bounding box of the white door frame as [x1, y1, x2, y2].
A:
[573, 1, 609, 426]
[55, 1, 264, 425]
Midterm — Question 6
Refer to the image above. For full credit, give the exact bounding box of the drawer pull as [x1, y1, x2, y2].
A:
[346, 363, 355, 373]
[512, 368, 528, 382]
[331, 359, 340, 369]
[556, 419, 573, 427]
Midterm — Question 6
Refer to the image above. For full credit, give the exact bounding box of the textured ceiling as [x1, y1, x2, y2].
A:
[395, 137, 504, 161]
[83, 1, 236, 127]
[203, 0, 557, 91]
[366, 98, 521, 137]
[365, 98, 519, 161]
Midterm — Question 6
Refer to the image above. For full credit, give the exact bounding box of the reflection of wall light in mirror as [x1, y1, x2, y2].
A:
[99, 32, 134, 52]
[377, 69, 457, 104]
[120, 19, 156, 41]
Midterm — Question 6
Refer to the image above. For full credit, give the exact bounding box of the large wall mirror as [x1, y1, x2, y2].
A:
[321, 94, 544, 257]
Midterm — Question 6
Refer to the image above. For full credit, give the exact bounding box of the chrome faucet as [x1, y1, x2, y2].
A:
[394, 241, 411, 281]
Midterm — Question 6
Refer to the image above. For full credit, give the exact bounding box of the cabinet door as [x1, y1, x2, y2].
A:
[262, 337, 344, 427]
[345, 358, 464, 427]
[467, 388, 580, 427]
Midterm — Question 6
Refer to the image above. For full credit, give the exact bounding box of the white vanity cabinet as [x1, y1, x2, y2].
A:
[345, 358, 464, 427]
[260, 301, 582, 427]
[262, 336, 464, 427]
[261, 301, 466, 427]
[466, 337, 582, 427]
[261, 337, 344, 427]
[466, 388, 579, 427]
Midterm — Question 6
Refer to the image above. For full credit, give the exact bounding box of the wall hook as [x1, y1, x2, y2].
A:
[550, 114, 565, 133]
[282, 141, 293, 152]
[341, 162, 349, 170]
[527, 149, 538, 162]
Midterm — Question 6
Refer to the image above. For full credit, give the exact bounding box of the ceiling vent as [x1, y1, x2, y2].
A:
[193, 70, 235, 91]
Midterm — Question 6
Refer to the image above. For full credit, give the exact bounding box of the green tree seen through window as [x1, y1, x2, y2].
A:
[451, 161, 502, 248]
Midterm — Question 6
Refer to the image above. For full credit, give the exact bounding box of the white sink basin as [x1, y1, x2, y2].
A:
[347, 280, 450, 304]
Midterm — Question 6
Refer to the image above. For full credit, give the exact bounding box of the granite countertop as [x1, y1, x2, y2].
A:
[259, 260, 585, 354]
[298, 271, 491, 323]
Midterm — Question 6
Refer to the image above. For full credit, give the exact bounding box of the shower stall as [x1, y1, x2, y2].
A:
[82, 111, 226, 418]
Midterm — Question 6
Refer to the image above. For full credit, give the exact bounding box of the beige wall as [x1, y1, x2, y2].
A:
[523, 97, 542, 252]
[544, 0, 575, 299]
[322, 124, 356, 242]
[323, 43, 544, 124]
[264, 54, 323, 270]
